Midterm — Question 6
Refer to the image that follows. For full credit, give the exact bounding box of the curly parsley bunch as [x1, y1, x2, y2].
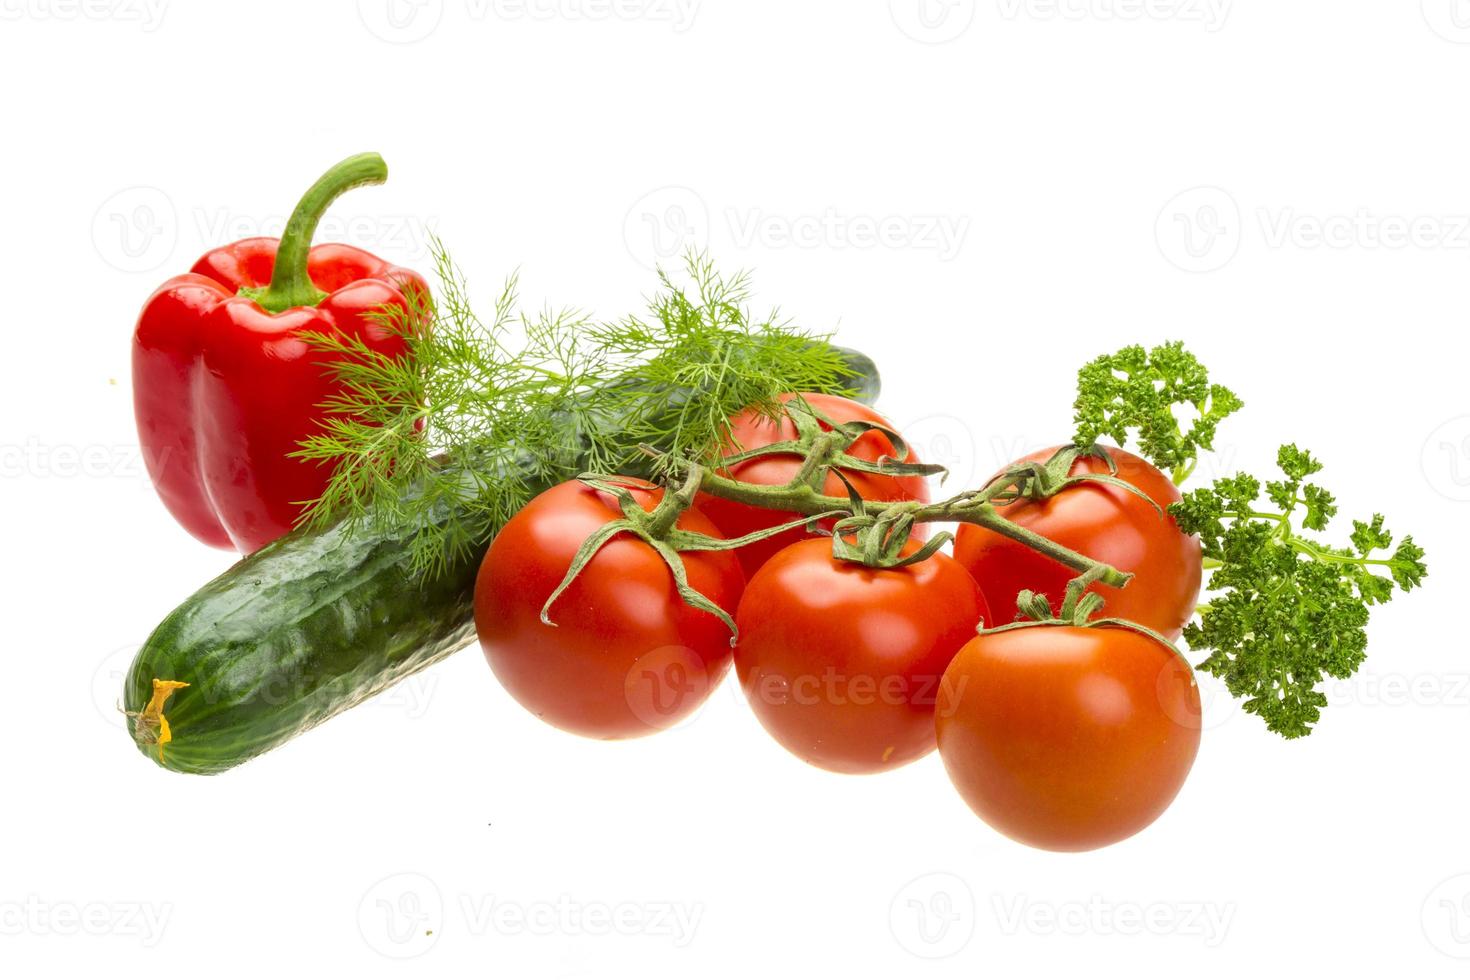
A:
[1074, 345, 1427, 738]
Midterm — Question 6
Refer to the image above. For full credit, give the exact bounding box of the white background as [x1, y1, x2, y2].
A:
[2, 0, 1468, 975]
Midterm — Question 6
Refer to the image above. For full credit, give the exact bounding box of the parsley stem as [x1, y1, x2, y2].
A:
[1287, 539, 1401, 568]
[1221, 510, 1396, 568]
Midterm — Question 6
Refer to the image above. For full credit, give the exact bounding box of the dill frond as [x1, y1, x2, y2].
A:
[294, 243, 858, 575]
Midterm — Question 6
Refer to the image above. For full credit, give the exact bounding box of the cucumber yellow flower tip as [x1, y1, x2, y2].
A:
[140, 679, 190, 762]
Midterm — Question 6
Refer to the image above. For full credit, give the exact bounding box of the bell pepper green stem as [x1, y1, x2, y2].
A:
[243, 152, 389, 313]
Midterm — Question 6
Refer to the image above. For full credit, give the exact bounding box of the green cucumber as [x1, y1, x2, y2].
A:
[124, 347, 881, 774]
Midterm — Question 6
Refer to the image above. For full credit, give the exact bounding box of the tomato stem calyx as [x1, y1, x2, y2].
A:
[540, 466, 847, 641]
[990, 444, 1164, 516]
[981, 580, 1187, 662]
[715, 395, 947, 486]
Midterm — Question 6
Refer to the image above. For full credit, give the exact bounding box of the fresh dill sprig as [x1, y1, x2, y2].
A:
[586, 253, 853, 477]
[292, 241, 857, 574]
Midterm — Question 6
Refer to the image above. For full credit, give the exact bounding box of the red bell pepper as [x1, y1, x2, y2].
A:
[133, 152, 427, 553]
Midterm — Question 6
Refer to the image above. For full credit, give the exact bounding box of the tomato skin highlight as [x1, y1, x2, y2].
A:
[936, 625, 1201, 852]
[700, 393, 930, 577]
[733, 539, 990, 774]
[475, 480, 744, 739]
[952, 445, 1201, 639]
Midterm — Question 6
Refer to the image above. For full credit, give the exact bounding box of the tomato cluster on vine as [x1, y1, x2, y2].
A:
[474, 392, 1204, 852]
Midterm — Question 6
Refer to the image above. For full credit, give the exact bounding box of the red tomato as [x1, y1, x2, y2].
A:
[733, 538, 990, 774]
[700, 393, 930, 577]
[936, 625, 1201, 851]
[475, 480, 744, 739]
[952, 445, 1201, 638]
